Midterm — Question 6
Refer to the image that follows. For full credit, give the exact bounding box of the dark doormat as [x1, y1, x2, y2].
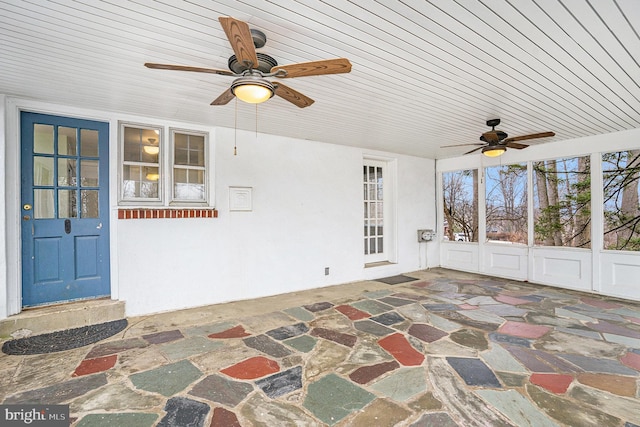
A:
[2, 319, 128, 355]
[376, 274, 418, 285]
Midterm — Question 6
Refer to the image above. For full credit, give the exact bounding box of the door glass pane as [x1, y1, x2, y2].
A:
[33, 156, 54, 186]
[81, 160, 99, 186]
[81, 190, 99, 218]
[33, 189, 55, 218]
[80, 129, 99, 157]
[58, 127, 77, 155]
[57, 158, 77, 186]
[33, 124, 54, 154]
[58, 189, 78, 218]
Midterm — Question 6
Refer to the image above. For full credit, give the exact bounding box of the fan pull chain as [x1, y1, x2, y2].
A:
[234, 97, 238, 155]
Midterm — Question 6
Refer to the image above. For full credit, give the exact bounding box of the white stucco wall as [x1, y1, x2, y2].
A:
[2, 97, 438, 318]
[116, 127, 437, 316]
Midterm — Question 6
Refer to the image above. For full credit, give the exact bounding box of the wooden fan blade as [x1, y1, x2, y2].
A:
[505, 141, 529, 150]
[464, 146, 485, 155]
[441, 143, 484, 148]
[210, 88, 235, 105]
[272, 58, 352, 78]
[145, 63, 234, 76]
[503, 131, 555, 143]
[218, 16, 259, 69]
[274, 82, 314, 108]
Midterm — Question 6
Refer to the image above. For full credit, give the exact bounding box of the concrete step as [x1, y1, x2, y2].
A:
[0, 299, 126, 339]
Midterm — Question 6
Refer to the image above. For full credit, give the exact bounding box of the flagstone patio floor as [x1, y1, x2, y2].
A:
[2, 268, 640, 426]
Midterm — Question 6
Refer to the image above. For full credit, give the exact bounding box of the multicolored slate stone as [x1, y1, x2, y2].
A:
[75, 413, 158, 427]
[370, 367, 427, 401]
[354, 319, 395, 336]
[529, 373, 573, 394]
[576, 373, 637, 397]
[408, 323, 448, 343]
[157, 396, 209, 427]
[498, 321, 551, 339]
[303, 302, 334, 312]
[189, 374, 253, 406]
[211, 407, 242, 427]
[72, 355, 117, 377]
[255, 366, 303, 398]
[378, 296, 415, 307]
[4, 373, 109, 404]
[142, 329, 184, 344]
[446, 357, 501, 387]
[283, 306, 315, 321]
[378, 333, 425, 366]
[370, 311, 405, 326]
[220, 356, 280, 380]
[243, 334, 293, 357]
[351, 299, 395, 315]
[130, 360, 202, 397]
[310, 327, 357, 347]
[208, 325, 251, 339]
[265, 323, 308, 340]
[7, 272, 640, 427]
[334, 304, 371, 320]
[349, 360, 400, 384]
[303, 373, 375, 425]
[85, 338, 147, 358]
[283, 335, 317, 353]
[621, 351, 640, 371]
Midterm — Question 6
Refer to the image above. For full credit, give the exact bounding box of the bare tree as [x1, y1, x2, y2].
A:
[443, 169, 478, 242]
[603, 150, 640, 250]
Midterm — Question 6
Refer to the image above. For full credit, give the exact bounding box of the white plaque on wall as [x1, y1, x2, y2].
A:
[229, 187, 252, 211]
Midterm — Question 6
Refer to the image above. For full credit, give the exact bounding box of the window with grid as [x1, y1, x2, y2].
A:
[121, 124, 162, 202]
[119, 123, 209, 206]
[172, 129, 206, 202]
[364, 160, 385, 261]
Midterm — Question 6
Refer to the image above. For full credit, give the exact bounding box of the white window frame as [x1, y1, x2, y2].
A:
[170, 128, 209, 206]
[364, 158, 392, 264]
[118, 122, 210, 207]
[118, 122, 163, 205]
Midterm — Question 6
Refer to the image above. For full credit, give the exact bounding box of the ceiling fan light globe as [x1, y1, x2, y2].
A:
[482, 146, 506, 157]
[231, 77, 274, 104]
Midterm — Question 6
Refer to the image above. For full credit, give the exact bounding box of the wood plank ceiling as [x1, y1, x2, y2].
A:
[0, 0, 638, 159]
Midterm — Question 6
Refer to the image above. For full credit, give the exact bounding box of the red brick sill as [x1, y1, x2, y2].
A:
[118, 208, 218, 219]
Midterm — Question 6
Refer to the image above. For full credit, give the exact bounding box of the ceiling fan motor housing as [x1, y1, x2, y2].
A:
[228, 52, 278, 74]
[480, 130, 508, 143]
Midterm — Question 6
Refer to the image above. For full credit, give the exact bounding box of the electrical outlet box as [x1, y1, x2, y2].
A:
[418, 229, 435, 242]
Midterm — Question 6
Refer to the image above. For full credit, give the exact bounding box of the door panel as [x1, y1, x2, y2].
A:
[21, 112, 110, 307]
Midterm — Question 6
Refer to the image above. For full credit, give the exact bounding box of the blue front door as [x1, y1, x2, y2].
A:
[21, 112, 110, 307]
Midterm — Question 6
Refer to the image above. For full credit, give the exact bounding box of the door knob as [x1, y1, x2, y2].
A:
[23, 204, 32, 211]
